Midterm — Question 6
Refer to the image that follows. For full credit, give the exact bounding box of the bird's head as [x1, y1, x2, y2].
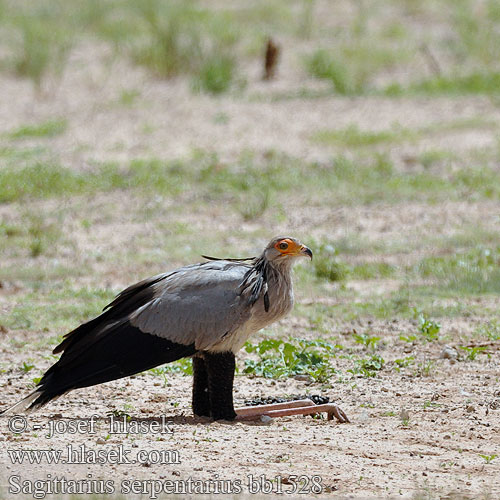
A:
[263, 237, 313, 267]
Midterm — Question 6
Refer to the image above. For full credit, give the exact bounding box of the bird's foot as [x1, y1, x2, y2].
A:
[235, 399, 349, 423]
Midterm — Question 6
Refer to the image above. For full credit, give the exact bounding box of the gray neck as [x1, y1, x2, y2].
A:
[267, 256, 295, 275]
[266, 258, 294, 290]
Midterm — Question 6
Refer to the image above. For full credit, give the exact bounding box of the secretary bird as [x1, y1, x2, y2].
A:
[2, 237, 348, 423]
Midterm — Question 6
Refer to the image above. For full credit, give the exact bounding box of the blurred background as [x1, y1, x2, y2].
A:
[1, 0, 500, 495]
[1, 0, 500, 361]
[1, 0, 500, 375]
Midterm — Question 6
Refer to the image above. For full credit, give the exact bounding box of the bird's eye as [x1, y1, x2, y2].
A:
[279, 242, 288, 250]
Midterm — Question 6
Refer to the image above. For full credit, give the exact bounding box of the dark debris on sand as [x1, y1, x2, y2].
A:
[244, 394, 329, 406]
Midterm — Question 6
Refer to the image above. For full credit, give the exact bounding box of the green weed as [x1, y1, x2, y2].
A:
[297, 0, 315, 39]
[243, 338, 339, 382]
[312, 118, 494, 149]
[311, 241, 348, 282]
[311, 124, 412, 148]
[350, 261, 396, 280]
[7, 119, 67, 139]
[20, 361, 34, 373]
[399, 72, 500, 96]
[107, 409, 131, 420]
[459, 345, 488, 361]
[479, 454, 497, 464]
[126, 0, 238, 93]
[3, 1, 76, 90]
[475, 321, 500, 341]
[0, 287, 116, 333]
[0, 212, 62, 258]
[25, 213, 62, 257]
[415, 359, 435, 377]
[0, 162, 88, 203]
[149, 358, 193, 384]
[393, 356, 415, 372]
[4, 150, 500, 209]
[353, 333, 380, 350]
[381, 410, 396, 417]
[236, 188, 271, 221]
[417, 150, 456, 170]
[304, 49, 353, 94]
[453, 1, 500, 67]
[348, 354, 385, 378]
[400, 415, 410, 427]
[423, 400, 440, 409]
[193, 54, 236, 95]
[304, 40, 409, 95]
[416, 312, 441, 341]
[399, 333, 418, 344]
[417, 247, 500, 294]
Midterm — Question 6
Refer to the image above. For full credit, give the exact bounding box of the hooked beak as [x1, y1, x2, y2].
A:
[300, 245, 313, 260]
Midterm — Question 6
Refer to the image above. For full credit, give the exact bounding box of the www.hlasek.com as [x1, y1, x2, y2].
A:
[7, 444, 180, 465]
[8, 474, 324, 498]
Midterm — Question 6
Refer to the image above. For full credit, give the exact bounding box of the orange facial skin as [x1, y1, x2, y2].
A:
[274, 239, 313, 259]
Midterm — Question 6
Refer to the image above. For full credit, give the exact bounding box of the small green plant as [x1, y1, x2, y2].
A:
[297, 0, 316, 38]
[348, 354, 385, 378]
[399, 333, 418, 343]
[312, 242, 348, 282]
[20, 361, 34, 372]
[129, 0, 239, 94]
[5, 3, 75, 90]
[399, 410, 410, 427]
[459, 345, 487, 361]
[381, 410, 396, 417]
[416, 311, 440, 341]
[243, 338, 339, 382]
[393, 356, 415, 372]
[149, 358, 193, 383]
[417, 246, 500, 294]
[353, 333, 380, 350]
[236, 188, 271, 221]
[304, 49, 352, 94]
[423, 400, 440, 409]
[107, 409, 131, 420]
[193, 54, 235, 95]
[350, 261, 396, 280]
[24, 213, 62, 258]
[415, 359, 435, 377]
[163, 358, 193, 376]
[475, 321, 500, 340]
[479, 454, 497, 464]
[359, 402, 375, 409]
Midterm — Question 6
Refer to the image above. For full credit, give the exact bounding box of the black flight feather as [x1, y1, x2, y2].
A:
[15, 321, 196, 412]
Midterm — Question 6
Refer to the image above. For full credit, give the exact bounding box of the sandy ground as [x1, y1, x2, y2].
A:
[1, 338, 499, 499]
[1, 34, 500, 499]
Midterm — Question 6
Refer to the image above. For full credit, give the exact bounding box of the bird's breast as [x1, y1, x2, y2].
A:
[209, 271, 294, 354]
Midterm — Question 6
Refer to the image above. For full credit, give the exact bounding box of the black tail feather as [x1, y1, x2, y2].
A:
[5, 321, 196, 413]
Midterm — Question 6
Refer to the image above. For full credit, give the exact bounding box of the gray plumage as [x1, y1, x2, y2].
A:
[129, 259, 293, 352]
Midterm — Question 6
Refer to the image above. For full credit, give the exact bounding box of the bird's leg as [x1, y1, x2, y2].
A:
[235, 399, 315, 417]
[235, 400, 349, 424]
[192, 356, 211, 417]
[203, 351, 237, 421]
